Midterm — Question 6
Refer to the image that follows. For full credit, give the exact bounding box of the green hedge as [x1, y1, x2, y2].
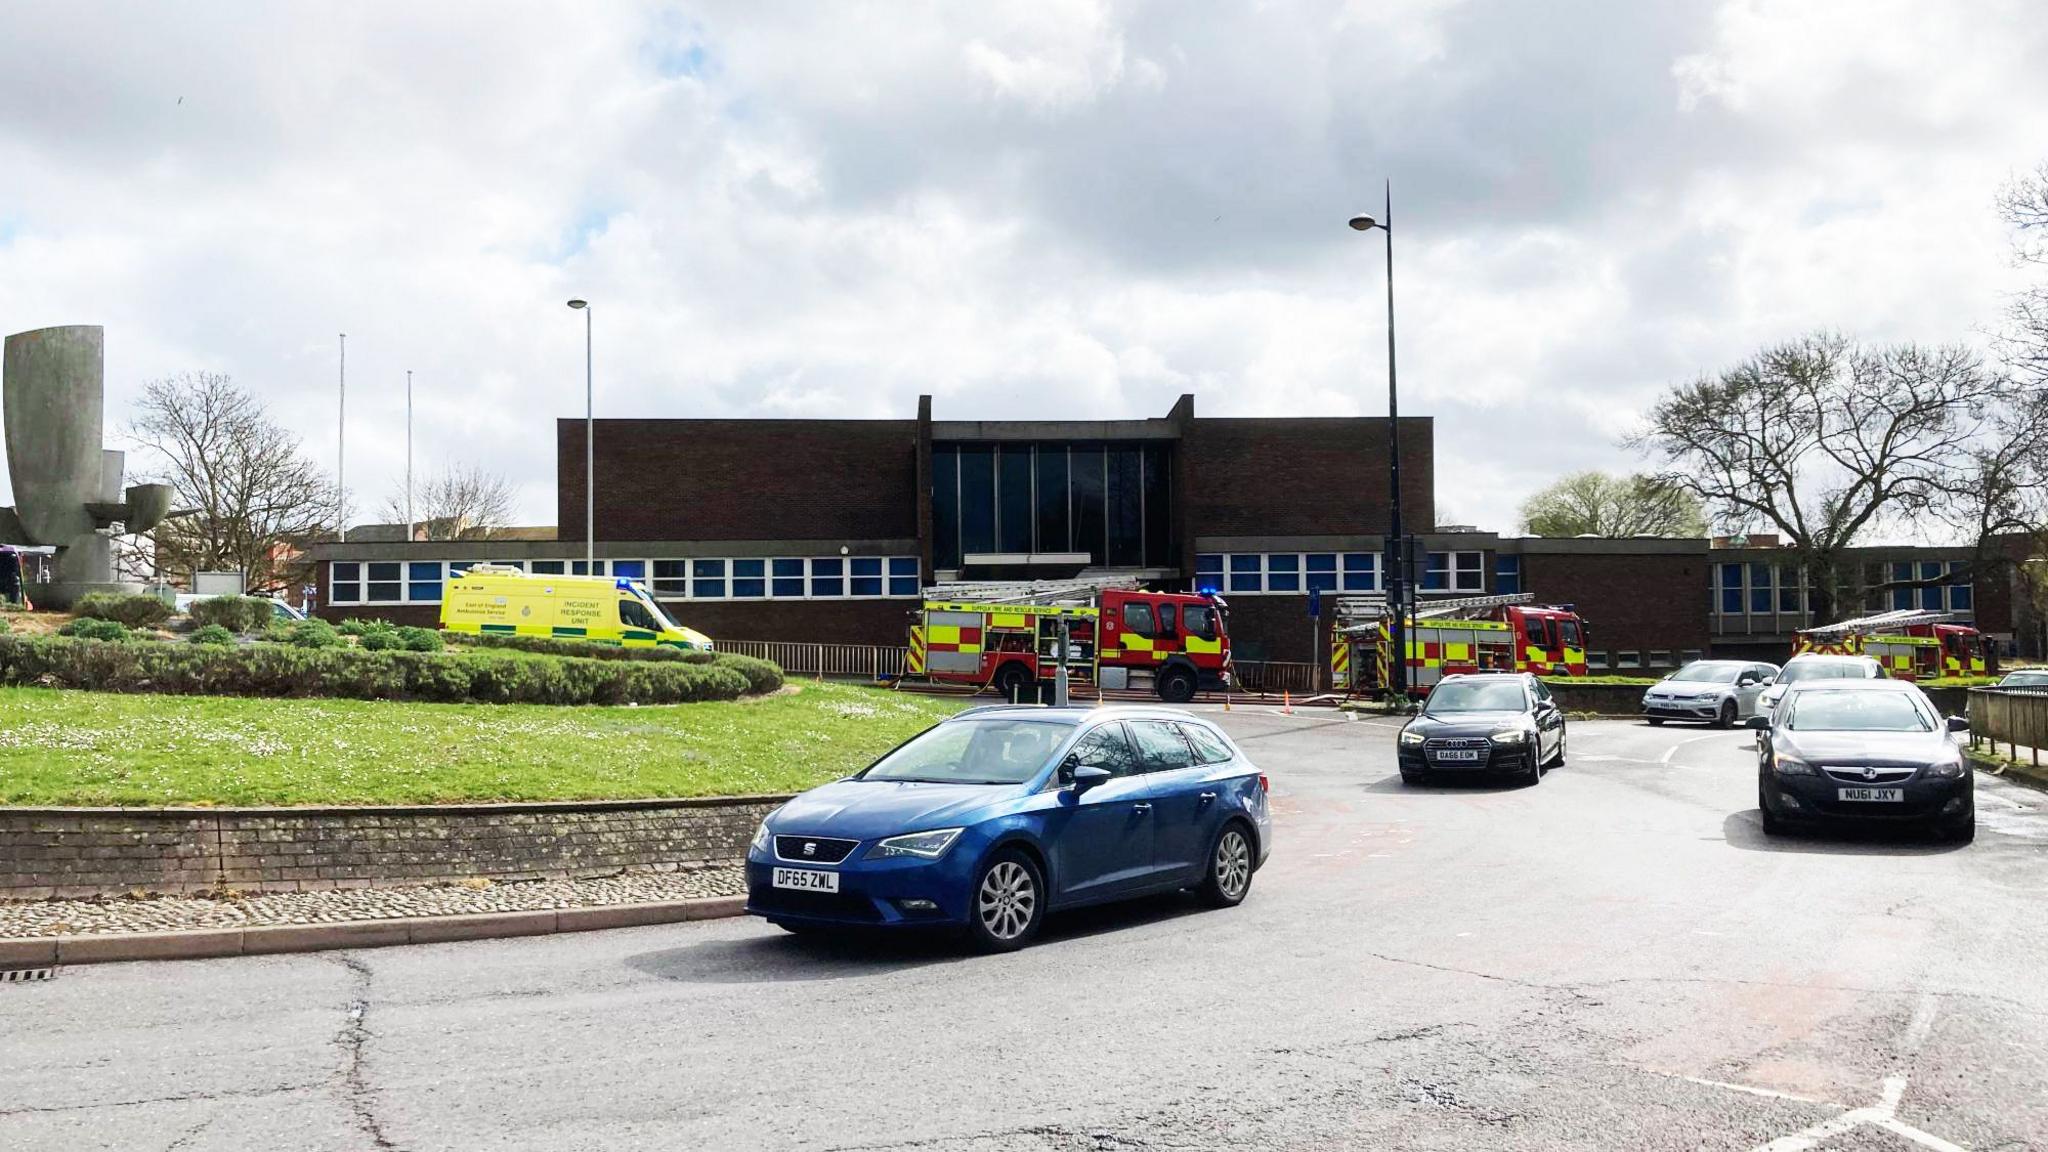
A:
[0, 634, 753, 705]
[74, 593, 172, 629]
[61, 618, 133, 642]
[713, 652, 783, 695]
[187, 596, 278, 633]
[442, 630, 717, 664]
[188, 624, 235, 646]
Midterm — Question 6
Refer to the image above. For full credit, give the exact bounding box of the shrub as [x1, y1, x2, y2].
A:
[713, 653, 784, 695]
[61, 618, 133, 642]
[187, 596, 278, 634]
[188, 624, 235, 646]
[441, 631, 717, 664]
[73, 593, 172, 630]
[0, 616, 9, 634]
[396, 626, 444, 653]
[358, 628, 402, 651]
[276, 618, 342, 649]
[0, 634, 751, 705]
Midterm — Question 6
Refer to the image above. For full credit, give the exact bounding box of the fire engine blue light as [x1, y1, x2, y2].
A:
[1197, 584, 1221, 596]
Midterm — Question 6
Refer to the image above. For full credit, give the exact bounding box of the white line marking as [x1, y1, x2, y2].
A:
[1661, 733, 1724, 765]
[1900, 991, 1940, 1056]
[1681, 1076, 1831, 1105]
[1874, 1116, 1972, 1152]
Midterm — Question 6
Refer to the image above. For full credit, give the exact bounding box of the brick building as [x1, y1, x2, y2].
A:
[309, 394, 2018, 669]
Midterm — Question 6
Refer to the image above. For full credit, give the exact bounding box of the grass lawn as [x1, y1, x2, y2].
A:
[0, 682, 967, 807]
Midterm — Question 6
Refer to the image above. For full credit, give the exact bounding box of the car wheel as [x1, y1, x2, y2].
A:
[1157, 667, 1197, 704]
[1522, 747, 1542, 785]
[992, 662, 1034, 702]
[1400, 769, 1427, 786]
[1199, 821, 1255, 908]
[1758, 784, 1785, 836]
[1545, 727, 1567, 768]
[966, 850, 1045, 953]
[1646, 717, 1665, 727]
[1715, 700, 1736, 729]
[1940, 817, 1976, 845]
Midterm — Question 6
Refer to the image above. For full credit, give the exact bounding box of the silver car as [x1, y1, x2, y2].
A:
[1756, 653, 1885, 717]
[1642, 659, 1779, 728]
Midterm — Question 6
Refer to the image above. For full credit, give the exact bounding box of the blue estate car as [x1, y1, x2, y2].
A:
[745, 705, 1273, 952]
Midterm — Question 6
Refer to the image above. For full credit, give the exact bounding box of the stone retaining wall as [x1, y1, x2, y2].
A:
[0, 796, 788, 900]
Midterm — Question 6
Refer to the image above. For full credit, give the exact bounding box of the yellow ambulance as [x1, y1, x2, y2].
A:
[439, 565, 713, 650]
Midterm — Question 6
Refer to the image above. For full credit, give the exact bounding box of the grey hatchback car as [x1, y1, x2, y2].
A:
[1750, 679, 1973, 842]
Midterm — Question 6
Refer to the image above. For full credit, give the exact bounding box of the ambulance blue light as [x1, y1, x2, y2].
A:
[615, 578, 633, 591]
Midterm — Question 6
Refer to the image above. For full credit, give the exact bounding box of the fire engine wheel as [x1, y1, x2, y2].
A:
[1157, 667, 1197, 704]
[992, 662, 1035, 702]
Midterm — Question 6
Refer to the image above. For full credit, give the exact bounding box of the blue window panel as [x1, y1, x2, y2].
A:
[408, 562, 441, 582]
[1196, 553, 1224, 576]
[1919, 585, 1942, 610]
[889, 557, 919, 575]
[691, 558, 726, 599]
[811, 557, 844, 597]
[1267, 553, 1300, 593]
[1721, 587, 1743, 614]
[1920, 561, 1942, 581]
[1748, 563, 1773, 614]
[1892, 587, 1913, 610]
[531, 560, 565, 575]
[1950, 582, 1973, 611]
[1227, 554, 1262, 593]
[1423, 553, 1448, 592]
[851, 557, 883, 597]
[1495, 555, 1522, 596]
[889, 577, 920, 596]
[772, 558, 806, 598]
[408, 581, 442, 602]
[1719, 562, 1742, 590]
[1893, 562, 1913, 583]
[612, 560, 646, 580]
[333, 562, 360, 581]
[1341, 553, 1377, 592]
[447, 561, 475, 576]
[729, 558, 765, 599]
[888, 556, 921, 597]
[1306, 552, 1338, 593]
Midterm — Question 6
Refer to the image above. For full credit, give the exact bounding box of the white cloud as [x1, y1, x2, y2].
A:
[1, 0, 2045, 537]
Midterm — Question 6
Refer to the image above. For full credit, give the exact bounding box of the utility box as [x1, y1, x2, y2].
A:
[193, 570, 246, 597]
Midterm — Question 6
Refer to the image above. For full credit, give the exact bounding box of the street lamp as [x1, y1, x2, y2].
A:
[567, 299, 592, 572]
[1351, 180, 1409, 701]
[404, 369, 414, 542]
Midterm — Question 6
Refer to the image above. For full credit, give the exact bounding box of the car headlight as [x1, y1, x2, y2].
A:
[749, 818, 772, 854]
[1774, 755, 1816, 776]
[1926, 758, 1968, 779]
[1399, 730, 1426, 746]
[865, 828, 964, 860]
[1490, 727, 1530, 745]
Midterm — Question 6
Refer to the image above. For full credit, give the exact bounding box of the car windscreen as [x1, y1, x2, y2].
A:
[1425, 681, 1526, 713]
[861, 719, 1070, 785]
[1785, 690, 1932, 732]
[2002, 671, 2048, 687]
[637, 594, 681, 632]
[1779, 660, 1876, 683]
[1668, 661, 1744, 684]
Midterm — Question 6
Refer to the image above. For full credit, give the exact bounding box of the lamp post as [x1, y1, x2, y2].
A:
[1350, 180, 1408, 700]
[404, 369, 414, 542]
[567, 299, 592, 571]
[337, 333, 347, 544]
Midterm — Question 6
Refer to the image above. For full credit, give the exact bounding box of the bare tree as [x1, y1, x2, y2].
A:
[127, 372, 342, 595]
[379, 463, 517, 541]
[1997, 162, 2048, 385]
[1519, 470, 1708, 538]
[1629, 333, 2025, 623]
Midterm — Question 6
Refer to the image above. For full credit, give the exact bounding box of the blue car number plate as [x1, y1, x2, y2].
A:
[773, 867, 839, 893]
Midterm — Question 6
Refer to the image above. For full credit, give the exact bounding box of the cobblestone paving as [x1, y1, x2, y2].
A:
[0, 866, 746, 937]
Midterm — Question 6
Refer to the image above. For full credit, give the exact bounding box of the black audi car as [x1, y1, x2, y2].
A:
[1397, 673, 1567, 786]
[1750, 679, 1973, 842]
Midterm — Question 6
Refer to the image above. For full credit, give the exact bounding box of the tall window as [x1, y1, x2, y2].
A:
[1424, 551, 1484, 593]
[1495, 555, 1522, 595]
[932, 441, 1171, 568]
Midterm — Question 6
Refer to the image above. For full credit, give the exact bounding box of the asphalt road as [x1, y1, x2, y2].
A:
[6, 710, 2048, 1151]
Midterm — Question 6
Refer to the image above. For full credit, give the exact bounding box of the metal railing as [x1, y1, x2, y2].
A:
[718, 640, 910, 680]
[1227, 660, 1323, 696]
[1966, 686, 2048, 765]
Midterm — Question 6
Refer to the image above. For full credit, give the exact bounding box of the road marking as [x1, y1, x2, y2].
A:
[1731, 994, 1965, 1152]
[1661, 733, 1725, 765]
[1680, 1076, 1829, 1105]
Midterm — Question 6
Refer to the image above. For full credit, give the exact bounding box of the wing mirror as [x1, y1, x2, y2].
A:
[1745, 715, 1770, 730]
[1947, 715, 1969, 733]
[1059, 754, 1112, 792]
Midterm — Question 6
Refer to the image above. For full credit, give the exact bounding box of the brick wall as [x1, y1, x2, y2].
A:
[561, 418, 919, 543]
[1181, 416, 1435, 537]
[0, 797, 787, 901]
[1522, 551, 1710, 664]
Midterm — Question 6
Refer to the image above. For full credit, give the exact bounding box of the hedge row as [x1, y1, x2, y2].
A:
[442, 630, 716, 663]
[0, 634, 754, 705]
[73, 593, 173, 629]
[188, 596, 279, 633]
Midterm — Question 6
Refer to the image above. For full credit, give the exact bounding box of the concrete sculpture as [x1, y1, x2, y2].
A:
[1, 325, 179, 607]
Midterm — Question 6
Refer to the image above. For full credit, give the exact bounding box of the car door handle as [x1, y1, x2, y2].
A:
[1198, 791, 1217, 806]
[1131, 802, 1152, 814]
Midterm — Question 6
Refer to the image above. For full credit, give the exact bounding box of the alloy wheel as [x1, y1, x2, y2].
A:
[977, 859, 1037, 941]
[1214, 828, 1251, 900]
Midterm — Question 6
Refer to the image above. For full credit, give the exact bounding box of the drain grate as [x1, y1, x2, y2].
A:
[1, 967, 56, 983]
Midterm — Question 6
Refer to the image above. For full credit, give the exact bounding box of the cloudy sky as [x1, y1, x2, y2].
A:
[3, 0, 2046, 534]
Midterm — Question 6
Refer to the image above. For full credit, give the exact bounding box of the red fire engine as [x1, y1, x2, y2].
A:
[1331, 592, 1591, 696]
[905, 577, 1232, 702]
[1793, 610, 1988, 680]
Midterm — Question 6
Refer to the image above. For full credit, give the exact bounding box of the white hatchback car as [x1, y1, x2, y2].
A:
[1756, 653, 1885, 717]
[1641, 659, 1780, 728]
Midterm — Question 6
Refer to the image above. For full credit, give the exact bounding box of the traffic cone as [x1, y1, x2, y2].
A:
[1283, 690, 1292, 715]
[1223, 690, 1231, 712]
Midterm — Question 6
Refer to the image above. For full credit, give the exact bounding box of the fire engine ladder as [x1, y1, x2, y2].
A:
[1332, 591, 1536, 634]
[1801, 609, 1953, 637]
[922, 574, 1145, 606]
